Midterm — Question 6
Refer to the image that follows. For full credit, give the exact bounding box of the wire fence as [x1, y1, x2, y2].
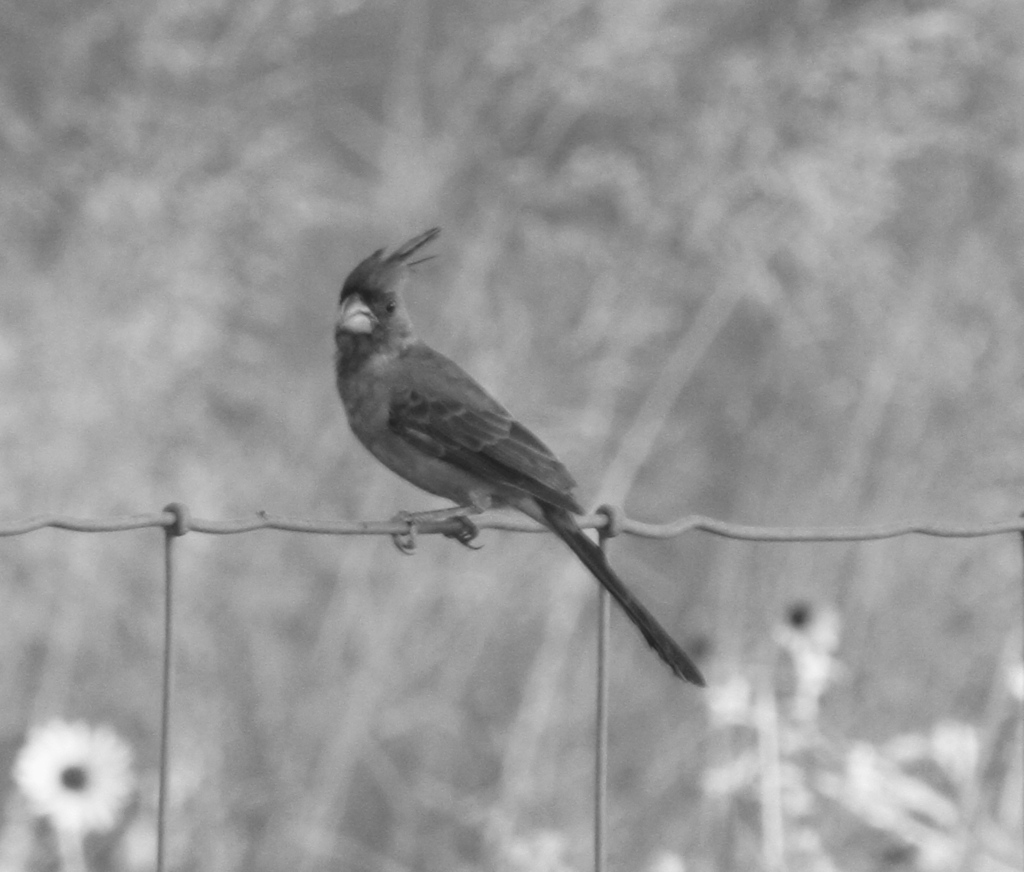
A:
[2, 504, 1022, 872]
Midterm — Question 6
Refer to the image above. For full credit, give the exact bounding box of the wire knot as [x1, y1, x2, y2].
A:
[596, 504, 625, 543]
[163, 502, 191, 537]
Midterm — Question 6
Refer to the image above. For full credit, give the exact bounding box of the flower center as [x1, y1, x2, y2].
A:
[60, 765, 89, 792]
[787, 601, 812, 629]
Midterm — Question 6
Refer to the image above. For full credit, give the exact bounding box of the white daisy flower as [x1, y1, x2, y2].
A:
[13, 719, 135, 836]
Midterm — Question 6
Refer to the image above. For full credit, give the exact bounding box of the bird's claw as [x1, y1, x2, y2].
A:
[444, 517, 482, 550]
[390, 512, 418, 555]
[389, 512, 481, 553]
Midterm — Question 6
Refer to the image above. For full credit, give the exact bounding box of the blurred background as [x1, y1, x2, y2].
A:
[0, 0, 1022, 870]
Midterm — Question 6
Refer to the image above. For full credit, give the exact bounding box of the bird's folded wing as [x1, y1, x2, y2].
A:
[387, 350, 582, 513]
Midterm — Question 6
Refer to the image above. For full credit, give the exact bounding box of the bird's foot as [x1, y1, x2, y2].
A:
[443, 516, 481, 550]
[390, 511, 419, 555]
[389, 509, 483, 554]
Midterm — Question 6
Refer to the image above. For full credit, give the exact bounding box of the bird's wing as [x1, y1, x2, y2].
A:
[388, 344, 582, 513]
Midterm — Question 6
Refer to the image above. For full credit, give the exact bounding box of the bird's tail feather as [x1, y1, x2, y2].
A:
[542, 506, 705, 686]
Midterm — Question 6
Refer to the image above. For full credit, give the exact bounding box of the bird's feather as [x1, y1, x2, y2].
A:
[388, 344, 582, 514]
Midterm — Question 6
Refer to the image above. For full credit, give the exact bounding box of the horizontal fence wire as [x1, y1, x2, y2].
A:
[2, 508, 1023, 540]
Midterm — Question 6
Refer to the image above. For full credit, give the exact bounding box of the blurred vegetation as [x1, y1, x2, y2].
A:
[0, 0, 1022, 869]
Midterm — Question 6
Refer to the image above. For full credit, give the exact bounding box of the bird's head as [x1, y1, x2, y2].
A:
[335, 228, 440, 351]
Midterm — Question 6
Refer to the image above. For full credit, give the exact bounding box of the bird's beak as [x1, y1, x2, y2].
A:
[338, 296, 376, 334]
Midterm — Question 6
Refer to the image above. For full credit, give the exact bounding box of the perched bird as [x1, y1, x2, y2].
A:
[333, 228, 705, 686]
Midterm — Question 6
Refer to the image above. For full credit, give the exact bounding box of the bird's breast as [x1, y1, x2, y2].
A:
[336, 352, 395, 443]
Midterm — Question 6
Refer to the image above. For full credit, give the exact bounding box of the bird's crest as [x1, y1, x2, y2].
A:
[340, 228, 441, 302]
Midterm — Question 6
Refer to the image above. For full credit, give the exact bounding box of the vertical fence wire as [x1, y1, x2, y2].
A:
[594, 512, 621, 872]
[157, 529, 174, 872]
[157, 504, 188, 872]
[594, 585, 610, 872]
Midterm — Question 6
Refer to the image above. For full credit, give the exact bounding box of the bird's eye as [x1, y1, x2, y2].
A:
[385, 300, 397, 314]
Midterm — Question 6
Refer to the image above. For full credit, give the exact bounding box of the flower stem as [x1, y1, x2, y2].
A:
[56, 826, 87, 872]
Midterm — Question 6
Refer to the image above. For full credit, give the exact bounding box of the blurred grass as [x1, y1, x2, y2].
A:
[1, 0, 1022, 869]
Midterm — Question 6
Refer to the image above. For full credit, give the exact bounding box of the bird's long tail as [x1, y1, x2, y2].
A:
[541, 505, 705, 686]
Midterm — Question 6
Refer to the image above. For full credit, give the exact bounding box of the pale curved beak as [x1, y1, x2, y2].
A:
[338, 296, 376, 334]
